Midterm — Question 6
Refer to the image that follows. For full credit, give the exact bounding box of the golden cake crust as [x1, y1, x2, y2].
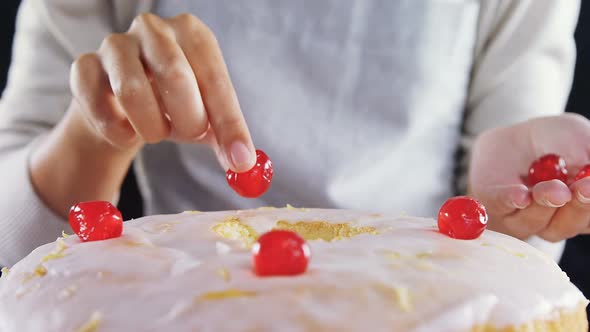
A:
[473, 303, 587, 332]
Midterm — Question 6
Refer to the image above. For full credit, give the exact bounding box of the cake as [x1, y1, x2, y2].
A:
[0, 207, 587, 331]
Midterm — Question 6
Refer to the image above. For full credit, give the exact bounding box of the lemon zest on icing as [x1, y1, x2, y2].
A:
[121, 240, 149, 247]
[274, 220, 377, 241]
[58, 285, 78, 300]
[285, 204, 309, 211]
[392, 286, 412, 312]
[34, 265, 47, 277]
[15, 282, 41, 299]
[374, 284, 413, 312]
[415, 252, 434, 259]
[41, 252, 66, 262]
[482, 243, 527, 258]
[41, 238, 69, 262]
[379, 250, 440, 271]
[212, 217, 258, 247]
[411, 260, 435, 271]
[155, 223, 173, 233]
[23, 265, 47, 282]
[61, 230, 70, 238]
[56, 238, 68, 250]
[216, 268, 231, 282]
[21, 273, 32, 283]
[382, 249, 461, 261]
[197, 289, 257, 302]
[153, 221, 182, 233]
[1, 267, 9, 276]
[380, 250, 402, 260]
[76, 311, 102, 332]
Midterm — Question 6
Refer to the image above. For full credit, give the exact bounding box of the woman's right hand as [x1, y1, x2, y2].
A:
[71, 13, 255, 171]
[31, 13, 255, 217]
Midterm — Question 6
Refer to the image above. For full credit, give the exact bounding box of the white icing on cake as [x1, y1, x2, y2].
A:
[0, 208, 586, 331]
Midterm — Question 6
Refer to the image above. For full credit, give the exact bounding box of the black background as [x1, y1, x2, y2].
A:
[0, 0, 589, 319]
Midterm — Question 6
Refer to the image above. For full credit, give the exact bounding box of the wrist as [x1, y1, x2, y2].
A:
[30, 101, 140, 217]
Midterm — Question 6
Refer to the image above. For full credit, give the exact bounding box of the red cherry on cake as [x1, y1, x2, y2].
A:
[528, 154, 568, 186]
[438, 196, 488, 240]
[252, 230, 310, 277]
[226, 149, 273, 198]
[69, 201, 123, 242]
[574, 164, 590, 182]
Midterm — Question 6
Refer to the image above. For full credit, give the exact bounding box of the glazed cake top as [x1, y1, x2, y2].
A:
[0, 207, 586, 331]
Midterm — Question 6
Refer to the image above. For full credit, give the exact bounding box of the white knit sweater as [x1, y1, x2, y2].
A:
[0, 0, 579, 266]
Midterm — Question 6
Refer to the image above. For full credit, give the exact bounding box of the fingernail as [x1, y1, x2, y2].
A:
[512, 200, 529, 209]
[577, 191, 590, 204]
[509, 188, 530, 209]
[541, 197, 566, 208]
[229, 141, 254, 171]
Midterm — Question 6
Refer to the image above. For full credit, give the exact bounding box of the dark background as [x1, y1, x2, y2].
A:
[561, 1, 590, 317]
[1, 0, 589, 318]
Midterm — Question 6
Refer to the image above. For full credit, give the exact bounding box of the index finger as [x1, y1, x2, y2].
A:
[471, 184, 530, 217]
[167, 14, 255, 172]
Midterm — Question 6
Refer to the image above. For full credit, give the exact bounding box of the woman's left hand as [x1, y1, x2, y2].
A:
[469, 113, 590, 242]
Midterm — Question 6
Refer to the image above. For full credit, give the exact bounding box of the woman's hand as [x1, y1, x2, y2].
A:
[31, 13, 253, 217]
[71, 13, 255, 171]
[469, 113, 590, 242]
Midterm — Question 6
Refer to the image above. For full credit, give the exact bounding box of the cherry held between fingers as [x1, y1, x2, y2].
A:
[574, 164, 590, 182]
[226, 149, 273, 198]
[528, 154, 568, 186]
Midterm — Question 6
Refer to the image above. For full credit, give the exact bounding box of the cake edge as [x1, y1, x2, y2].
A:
[472, 301, 588, 332]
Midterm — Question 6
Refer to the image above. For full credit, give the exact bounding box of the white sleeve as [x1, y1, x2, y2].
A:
[461, 0, 580, 261]
[0, 0, 114, 266]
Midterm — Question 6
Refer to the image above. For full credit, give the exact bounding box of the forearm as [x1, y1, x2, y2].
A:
[30, 101, 138, 218]
[0, 136, 69, 266]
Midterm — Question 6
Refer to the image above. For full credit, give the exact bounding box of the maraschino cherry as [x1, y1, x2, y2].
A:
[574, 164, 590, 182]
[528, 154, 568, 186]
[438, 196, 488, 240]
[69, 201, 123, 242]
[252, 230, 310, 277]
[226, 149, 273, 198]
